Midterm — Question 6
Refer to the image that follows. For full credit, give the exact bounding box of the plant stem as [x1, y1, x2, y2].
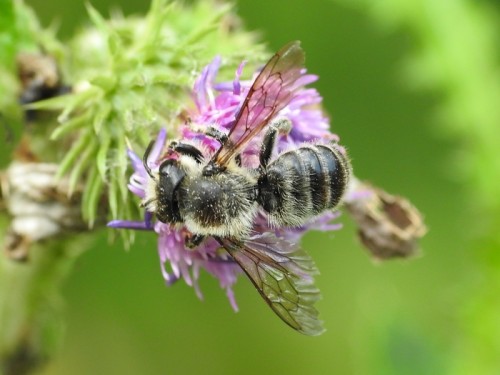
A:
[0, 231, 88, 375]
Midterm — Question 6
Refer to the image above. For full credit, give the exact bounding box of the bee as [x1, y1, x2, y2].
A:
[143, 41, 351, 335]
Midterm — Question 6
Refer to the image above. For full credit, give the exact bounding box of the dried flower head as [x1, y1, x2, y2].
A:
[344, 178, 427, 260]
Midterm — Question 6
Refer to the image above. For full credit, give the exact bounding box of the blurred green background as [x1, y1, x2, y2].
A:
[8, 0, 498, 374]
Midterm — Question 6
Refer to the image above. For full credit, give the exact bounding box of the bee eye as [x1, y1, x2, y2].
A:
[159, 159, 185, 186]
[159, 159, 178, 176]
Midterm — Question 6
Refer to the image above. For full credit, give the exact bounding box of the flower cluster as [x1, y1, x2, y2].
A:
[109, 55, 344, 310]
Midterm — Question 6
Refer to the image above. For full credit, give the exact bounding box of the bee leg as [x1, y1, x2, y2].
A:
[187, 124, 244, 167]
[259, 118, 292, 167]
[188, 124, 228, 146]
[168, 141, 204, 163]
[185, 233, 205, 249]
[199, 127, 242, 166]
[204, 127, 229, 145]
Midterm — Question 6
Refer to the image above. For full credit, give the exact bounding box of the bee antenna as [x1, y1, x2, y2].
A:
[143, 140, 157, 181]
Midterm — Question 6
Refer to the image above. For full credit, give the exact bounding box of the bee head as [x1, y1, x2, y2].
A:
[156, 159, 185, 224]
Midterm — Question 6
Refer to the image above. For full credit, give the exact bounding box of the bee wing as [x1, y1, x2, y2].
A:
[217, 233, 324, 336]
[211, 41, 305, 167]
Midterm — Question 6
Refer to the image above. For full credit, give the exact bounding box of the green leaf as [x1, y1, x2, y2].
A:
[140, 0, 173, 56]
[81, 165, 104, 227]
[67, 137, 98, 196]
[93, 100, 112, 134]
[90, 74, 116, 91]
[170, 6, 231, 63]
[23, 95, 71, 111]
[24, 87, 101, 122]
[96, 130, 111, 180]
[108, 167, 119, 218]
[57, 129, 92, 179]
[58, 88, 102, 122]
[85, 2, 109, 36]
[115, 134, 129, 204]
[51, 112, 91, 140]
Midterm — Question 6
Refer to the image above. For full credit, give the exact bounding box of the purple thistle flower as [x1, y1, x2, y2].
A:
[108, 54, 345, 311]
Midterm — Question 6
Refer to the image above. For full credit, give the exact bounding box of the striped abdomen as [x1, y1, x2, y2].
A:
[257, 144, 350, 227]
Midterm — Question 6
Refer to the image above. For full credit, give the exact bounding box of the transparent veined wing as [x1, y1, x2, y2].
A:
[217, 232, 324, 336]
[211, 41, 305, 168]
